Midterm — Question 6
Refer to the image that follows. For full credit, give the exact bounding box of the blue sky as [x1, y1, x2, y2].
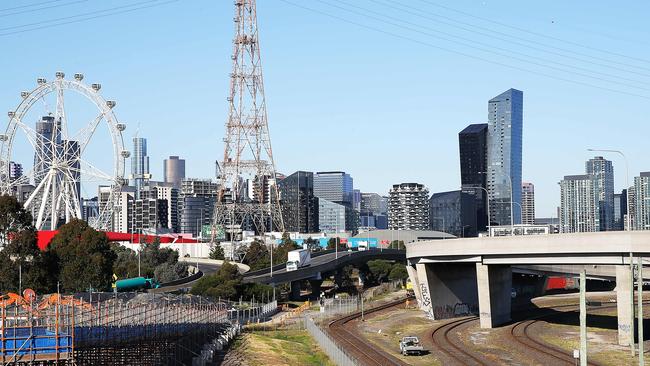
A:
[1, 0, 649, 217]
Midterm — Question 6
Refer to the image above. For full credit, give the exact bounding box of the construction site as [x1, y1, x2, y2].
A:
[0, 291, 276, 365]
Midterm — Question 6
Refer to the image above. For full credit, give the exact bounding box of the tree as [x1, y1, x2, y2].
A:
[367, 259, 392, 284]
[389, 264, 409, 284]
[47, 219, 116, 292]
[191, 261, 244, 301]
[334, 265, 354, 292]
[327, 237, 346, 251]
[209, 244, 225, 260]
[0, 195, 33, 248]
[304, 237, 320, 252]
[275, 237, 300, 264]
[243, 240, 271, 271]
[110, 242, 188, 283]
[389, 240, 405, 250]
[0, 195, 55, 293]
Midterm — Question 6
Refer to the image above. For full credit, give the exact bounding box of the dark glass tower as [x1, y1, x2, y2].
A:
[278, 171, 319, 233]
[459, 123, 488, 231]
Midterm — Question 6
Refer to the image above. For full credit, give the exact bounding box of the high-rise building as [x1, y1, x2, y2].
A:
[388, 183, 429, 230]
[459, 123, 488, 231]
[278, 171, 319, 233]
[314, 171, 353, 204]
[627, 186, 636, 231]
[131, 137, 150, 198]
[352, 189, 361, 212]
[318, 199, 346, 234]
[359, 192, 388, 230]
[429, 190, 477, 237]
[81, 197, 99, 223]
[614, 189, 628, 231]
[521, 182, 535, 225]
[180, 179, 218, 237]
[9, 161, 22, 182]
[486, 89, 523, 226]
[634, 172, 650, 231]
[164, 156, 185, 189]
[142, 182, 179, 233]
[559, 175, 598, 233]
[586, 156, 615, 231]
[106, 186, 135, 233]
[314, 171, 356, 232]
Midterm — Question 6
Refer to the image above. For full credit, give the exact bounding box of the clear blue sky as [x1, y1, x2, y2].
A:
[1, 0, 649, 217]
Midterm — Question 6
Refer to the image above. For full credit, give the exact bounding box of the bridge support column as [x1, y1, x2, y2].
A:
[476, 263, 512, 328]
[415, 262, 478, 319]
[616, 264, 633, 346]
[406, 265, 422, 302]
[290, 281, 301, 301]
[309, 279, 323, 298]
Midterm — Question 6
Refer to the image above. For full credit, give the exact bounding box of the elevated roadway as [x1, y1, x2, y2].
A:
[243, 248, 406, 285]
[406, 231, 650, 346]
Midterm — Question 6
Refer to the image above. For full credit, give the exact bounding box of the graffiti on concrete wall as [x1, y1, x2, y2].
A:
[420, 284, 431, 308]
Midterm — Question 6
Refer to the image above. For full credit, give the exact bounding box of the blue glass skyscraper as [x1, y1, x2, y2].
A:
[487, 89, 523, 226]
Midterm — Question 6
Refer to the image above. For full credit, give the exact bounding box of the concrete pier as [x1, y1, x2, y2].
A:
[616, 264, 633, 346]
[415, 263, 478, 319]
[476, 263, 512, 328]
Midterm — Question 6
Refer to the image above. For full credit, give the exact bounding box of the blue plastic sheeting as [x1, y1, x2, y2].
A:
[1, 327, 71, 356]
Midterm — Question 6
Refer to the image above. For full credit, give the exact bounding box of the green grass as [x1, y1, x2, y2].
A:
[239, 329, 335, 366]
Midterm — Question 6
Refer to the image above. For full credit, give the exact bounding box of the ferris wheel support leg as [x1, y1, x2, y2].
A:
[36, 173, 53, 230]
[23, 171, 50, 208]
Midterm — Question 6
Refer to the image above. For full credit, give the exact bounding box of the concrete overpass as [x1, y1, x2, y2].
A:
[243, 249, 406, 297]
[406, 231, 650, 346]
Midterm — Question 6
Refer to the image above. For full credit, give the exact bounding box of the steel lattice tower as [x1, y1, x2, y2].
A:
[212, 0, 284, 241]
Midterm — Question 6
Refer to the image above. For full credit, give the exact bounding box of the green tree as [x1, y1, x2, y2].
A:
[367, 259, 392, 284]
[0, 195, 55, 293]
[111, 244, 140, 279]
[0, 195, 33, 248]
[334, 265, 354, 291]
[304, 237, 320, 252]
[191, 261, 244, 301]
[47, 219, 116, 292]
[388, 263, 409, 284]
[275, 236, 300, 264]
[389, 240, 405, 250]
[326, 237, 346, 251]
[209, 244, 225, 260]
[243, 240, 271, 271]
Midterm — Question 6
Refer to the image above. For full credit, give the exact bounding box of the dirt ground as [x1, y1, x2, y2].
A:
[355, 292, 650, 366]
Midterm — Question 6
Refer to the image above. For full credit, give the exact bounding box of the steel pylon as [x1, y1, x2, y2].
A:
[212, 0, 284, 242]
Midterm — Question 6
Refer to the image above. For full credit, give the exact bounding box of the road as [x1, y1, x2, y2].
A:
[243, 249, 406, 285]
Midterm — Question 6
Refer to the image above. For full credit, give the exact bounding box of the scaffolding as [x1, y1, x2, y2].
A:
[1, 292, 231, 365]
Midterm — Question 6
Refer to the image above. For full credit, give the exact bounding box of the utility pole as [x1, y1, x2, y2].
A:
[638, 256, 644, 365]
[579, 269, 587, 366]
[631, 252, 636, 357]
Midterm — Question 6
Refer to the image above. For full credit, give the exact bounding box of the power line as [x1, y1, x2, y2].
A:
[277, 0, 650, 100]
[0, 0, 88, 19]
[0, 0, 178, 36]
[369, 0, 650, 78]
[0, 0, 67, 13]
[417, 0, 650, 66]
[315, 0, 650, 93]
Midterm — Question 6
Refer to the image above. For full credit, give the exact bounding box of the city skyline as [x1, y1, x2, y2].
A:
[1, 1, 649, 218]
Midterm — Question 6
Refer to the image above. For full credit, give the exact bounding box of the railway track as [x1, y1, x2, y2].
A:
[327, 297, 411, 366]
[430, 316, 491, 365]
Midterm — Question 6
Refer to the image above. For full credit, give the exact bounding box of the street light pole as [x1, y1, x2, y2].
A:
[462, 185, 491, 236]
[588, 148, 633, 357]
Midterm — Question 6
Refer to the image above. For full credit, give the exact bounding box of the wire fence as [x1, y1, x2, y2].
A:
[303, 315, 357, 366]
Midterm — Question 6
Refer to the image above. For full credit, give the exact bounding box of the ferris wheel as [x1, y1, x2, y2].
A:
[0, 72, 129, 231]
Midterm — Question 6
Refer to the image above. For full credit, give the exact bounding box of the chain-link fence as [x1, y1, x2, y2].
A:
[303, 316, 357, 366]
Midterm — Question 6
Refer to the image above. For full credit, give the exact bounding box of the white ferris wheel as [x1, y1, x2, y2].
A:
[0, 72, 128, 231]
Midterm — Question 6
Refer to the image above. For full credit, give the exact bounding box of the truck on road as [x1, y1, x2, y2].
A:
[286, 249, 312, 271]
[399, 336, 424, 356]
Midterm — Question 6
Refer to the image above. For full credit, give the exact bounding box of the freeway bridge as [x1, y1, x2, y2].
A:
[243, 248, 406, 298]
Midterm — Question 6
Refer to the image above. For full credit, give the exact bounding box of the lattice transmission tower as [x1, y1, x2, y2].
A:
[212, 0, 284, 242]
